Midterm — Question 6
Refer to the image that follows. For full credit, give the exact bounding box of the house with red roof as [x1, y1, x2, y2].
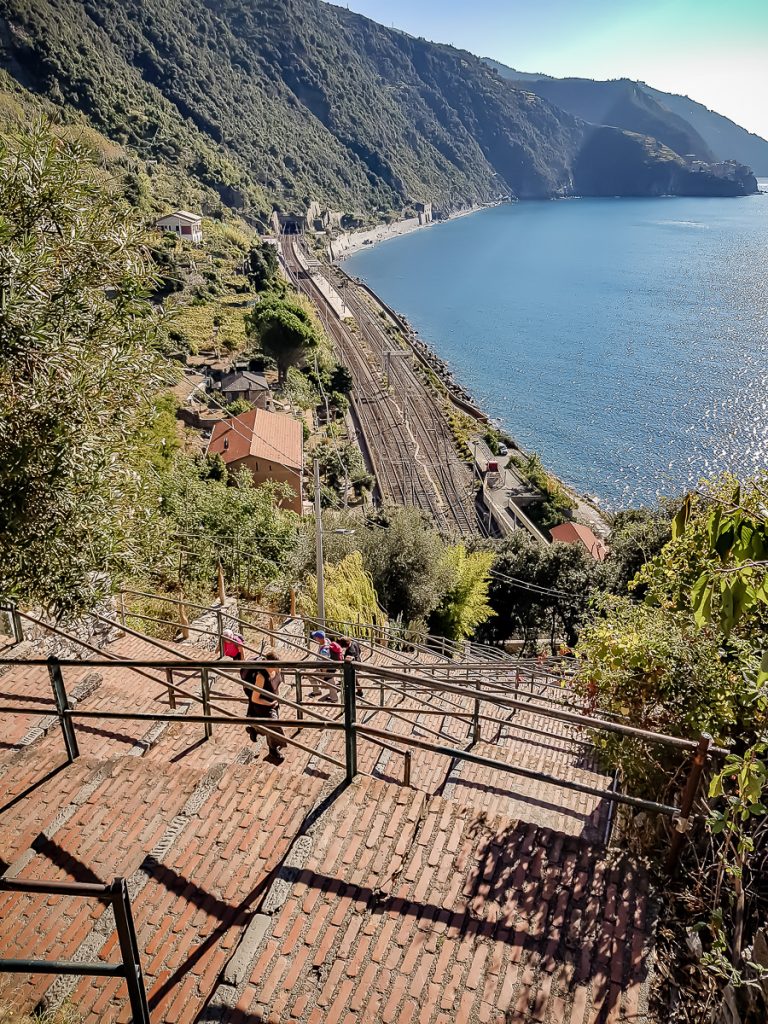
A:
[207, 408, 304, 513]
[550, 522, 608, 561]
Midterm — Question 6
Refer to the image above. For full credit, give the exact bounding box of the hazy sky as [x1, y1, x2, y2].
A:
[336, 0, 768, 140]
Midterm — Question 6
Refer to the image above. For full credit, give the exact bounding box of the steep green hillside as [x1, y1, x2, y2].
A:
[642, 85, 768, 175]
[0, 0, 757, 218]
[486, 59, 768, 174]
[489, 73, 714, 161]
[573, 128, 754, 197]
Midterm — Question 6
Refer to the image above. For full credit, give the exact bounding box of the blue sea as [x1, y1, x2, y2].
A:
[345, 190, 768, 508]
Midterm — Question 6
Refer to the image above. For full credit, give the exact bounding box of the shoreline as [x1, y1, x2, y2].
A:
[330, 260, 613, 538]
[330, 202, 496, 261]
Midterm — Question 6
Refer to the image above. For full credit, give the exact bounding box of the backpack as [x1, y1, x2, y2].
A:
[328, 640, 344, 662]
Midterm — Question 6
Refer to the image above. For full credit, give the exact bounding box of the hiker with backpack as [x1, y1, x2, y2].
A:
[240, 648, 288, 764]
[338, 636, 364, 698]
[308, 630, 341, 701]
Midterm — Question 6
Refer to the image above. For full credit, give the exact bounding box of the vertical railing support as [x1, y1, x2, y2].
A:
[110, 877, 151, 1024]
[47, 656, 79, 763]
[178, 600, 190, 640]
[403, 750, 412, 787]
[343, 661, 357, 784]
[295, 672, 304, 722]
[215, 608, 225, 658]
[201, 668, 212, 741]
[9, 604, 24, 645]
[165, 668, 177, 710]
[666, 732, 713, 873]
[217, 560, 226, 606]
[472, 699, 481, 745]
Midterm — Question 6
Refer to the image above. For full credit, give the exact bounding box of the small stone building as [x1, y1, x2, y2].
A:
[218, 371, 271, 410]
[156, 210, 203, 244]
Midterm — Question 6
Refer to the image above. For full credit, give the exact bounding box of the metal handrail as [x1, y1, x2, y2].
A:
[91, 613, 411, 776]
[4, 655, 727, 755]
[0, 876, 150, 1023]
[1, 660, 694, 821]
[1, 656, 719, 863]
[353, 661, 730, 755]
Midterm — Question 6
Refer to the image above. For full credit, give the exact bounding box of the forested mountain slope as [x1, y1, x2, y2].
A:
[486, 58, 768, 174]
[0, 0, 757, 225]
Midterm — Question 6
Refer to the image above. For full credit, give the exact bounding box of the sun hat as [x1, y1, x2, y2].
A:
[310, 630, 326, 640]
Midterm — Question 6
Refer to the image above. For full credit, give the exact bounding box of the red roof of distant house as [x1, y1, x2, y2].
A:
[550, 522, 608, 561]
[207, 408, 303, 471]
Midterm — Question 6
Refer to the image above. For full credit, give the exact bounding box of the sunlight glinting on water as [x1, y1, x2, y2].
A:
[346, 191, 768, 507]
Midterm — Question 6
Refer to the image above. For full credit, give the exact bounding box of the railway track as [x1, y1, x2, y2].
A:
[281, 238, 481, 537]
[338, 275, 479, 538]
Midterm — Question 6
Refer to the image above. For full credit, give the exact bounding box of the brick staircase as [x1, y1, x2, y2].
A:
[0, 621, 652, 1023]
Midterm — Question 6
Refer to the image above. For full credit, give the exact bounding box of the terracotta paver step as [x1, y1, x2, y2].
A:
[66, 761, 332, 1022]
[0, 751, 103, 868]
[0, 757, 205, 1013]
[220, 773, 650, 1024]
[0, 662, 100, 766]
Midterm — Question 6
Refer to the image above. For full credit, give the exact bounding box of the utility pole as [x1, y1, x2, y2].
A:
[314, 459, 325, 625]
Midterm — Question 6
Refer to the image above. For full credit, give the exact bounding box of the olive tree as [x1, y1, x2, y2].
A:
[0, 121, 164, 616]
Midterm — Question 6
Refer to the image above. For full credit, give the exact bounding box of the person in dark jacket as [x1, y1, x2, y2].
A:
[240, 648, 287, 764]
[338, 636, 364, 698]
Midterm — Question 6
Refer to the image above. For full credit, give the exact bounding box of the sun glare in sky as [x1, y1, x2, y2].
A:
[337, 0, 768, 140]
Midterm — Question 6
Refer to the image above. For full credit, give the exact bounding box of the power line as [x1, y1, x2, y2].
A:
[487, 568, 574, 600]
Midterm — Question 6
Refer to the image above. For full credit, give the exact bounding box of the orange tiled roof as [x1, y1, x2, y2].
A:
[207, 408, 303, 471]
[550, 522, 608, 561]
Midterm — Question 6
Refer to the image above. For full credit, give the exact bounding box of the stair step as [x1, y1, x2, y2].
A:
[203, 773, 651, 1024]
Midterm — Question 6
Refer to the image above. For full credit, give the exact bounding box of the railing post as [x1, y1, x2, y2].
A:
[110, 877, 150, 1024]
[9, 604, 23, 645]
[666, 732, 713, 873]
[217, 560, 226, 605]
[295, 671, 304, 722]
[472, 699, 481, 744]
[165, 668, 177, 710]
[215, 608, 225, 658]
[47, 656, 79, 763]
[178, 599, 190, 640]
[200, 668, 212, 740]
[118, 591, 127, 628]
[343, 661, 357, 784]
[403, 750, 412, 788]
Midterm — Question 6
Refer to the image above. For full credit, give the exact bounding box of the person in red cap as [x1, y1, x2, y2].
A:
[309, 630, 341, 701]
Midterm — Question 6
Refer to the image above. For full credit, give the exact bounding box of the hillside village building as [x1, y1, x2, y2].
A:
[155, 210, 203, 243]
[550, 522, 608, 561]
[217, 371, 271, 409]
[207, 408, 303, 513]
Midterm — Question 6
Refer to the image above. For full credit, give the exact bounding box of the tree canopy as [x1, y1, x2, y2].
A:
[249, 293, 321, 386]
[0, 121, 164, 616]
[429, 546, 494, 642]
